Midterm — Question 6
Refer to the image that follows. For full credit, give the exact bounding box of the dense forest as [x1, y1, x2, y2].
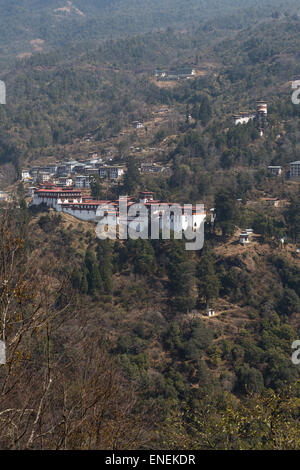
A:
[0, 0, 300, 65]
[0, 1, 299, 450]
[0, 186, 299, 449]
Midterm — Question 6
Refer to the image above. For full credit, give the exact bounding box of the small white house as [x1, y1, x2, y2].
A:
[210, 208, 216, 225]
[42, 164, 58, 175]
[98, 166, 124, 180]
[207, 308, 215, 317]
[58, 177, 73, 187]
[65, 161, 79, 173]
[27, 186, 36, 197]
[132, 121, 144, 129]
[268, 166, 282, 176]
[21, 170, 31, 181]
[290, 161, 300, 180]
[75, 175, 91, 189]
[33, 171, 52, 184]
[233, 112, 256, 125]
[239, 232, 250, 245]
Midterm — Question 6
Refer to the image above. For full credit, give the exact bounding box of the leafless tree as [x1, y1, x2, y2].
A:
[0, 207, 153, 449]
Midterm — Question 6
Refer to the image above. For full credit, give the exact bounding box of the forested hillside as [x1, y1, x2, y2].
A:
[0, 0, 299, 65]
[1, 15, 300, 185]
[0, 1, 300, 451]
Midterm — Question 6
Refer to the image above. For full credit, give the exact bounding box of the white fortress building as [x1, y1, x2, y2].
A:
[31, 187, 83, 212]
[233, 100, 268, 134]
[30, 187, 206, 234]
[233, 111, 257, 126]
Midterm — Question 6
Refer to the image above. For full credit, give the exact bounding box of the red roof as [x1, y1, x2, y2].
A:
[36, 188, 81, 193]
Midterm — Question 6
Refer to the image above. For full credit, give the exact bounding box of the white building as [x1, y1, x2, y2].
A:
[134, 192, 205, 234]
[31, 187, 83, 211]
[21, 170, 31, 181]
[155, 70, 167, 78]
[75, 175, 91, 189]
[88, 152, 98, 158]
[57, 165, 67, 175]
[155, 69, 196, 80]
[42, 164, 58, 175]
[239, 232, 250, 245]
[58, 177, 73, 187]
[27, 186, 36, 197]
[73, 163, 87, 174]
[268, 166, 282, 176]
[30, 188, 206, 235]
[290, 161, 300, 180]
[98, 166, 124, 180]
[132, 121, 144, 129]
[65, 161, 79, 173]
[89, 158, 102, 167]
[34, 171, 52, 184]
[233, 100, 267, 135]
[233, 112, 256, 125]
[61, 200, 112, 221]
[175, 68, 196, 78]
[139, 191, 155, 204]
[85, 167, 99, 176]
[257, 100, 268, 116]
[140, 163, 164, 174]
[207, 308, 215, 317]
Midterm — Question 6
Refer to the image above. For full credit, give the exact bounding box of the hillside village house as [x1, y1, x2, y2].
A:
[88, 159, 103, 168]
[290, 161, 300, 180]
[30, 167, 40, 179]
[155, 68, 196, 80]
[75, 175, 92, 189]
[65, 161, 80, 173]
[261, 197, 280, 207]
[140, 162, 165, 174]
[73, 163, 87, 173]
[85, 167, 99, 176]
[268, 165, 282, 176]
[57, 164, 67, 175]
[98, 166, 124, 179]
[239, 231, 250, 245]
[207, 308, 215, 317]
[239, 229, 254, 245]
[21, 170, 31, 181]
[27, 187, 36, 197]
[58, 177, 73, 187]
[22, 159, 124, 194]
[35, 171, 52, 183]
[132, 121, 144, 129]
[42, 164, 58, 175]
